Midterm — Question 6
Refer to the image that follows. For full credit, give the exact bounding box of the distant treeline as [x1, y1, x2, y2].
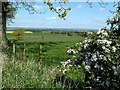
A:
[50, 30, 95, 37]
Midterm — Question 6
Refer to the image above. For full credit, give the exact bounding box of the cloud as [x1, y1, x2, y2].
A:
[46, 17, 58, 20]
[76, 4, 83, 9]
[95, 18, 106, 23]
[99, 8, 105, 11]
[33, 5, 44, 10]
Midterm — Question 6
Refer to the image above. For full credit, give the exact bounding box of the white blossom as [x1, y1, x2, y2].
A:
[112, 46, 116, 52]
[91, 54, 97, 61]
[102, 46, 106, 50]
[97, 29, 108, 36]
[62, 69, 67, 74]
[96, 39, 112, 45]
[112, 66, 116, 70]
[67, 48, 76, 54]
[75, 43, 79, 47]
[85, 65, 91, 70]
[87, 31, 93, 35]
[99, 55, 104, 60]
[94, 63, 100, 68]
[105, 48, 110, 53]
[67, 59, 71, 63]
[83, 43, 89, 49]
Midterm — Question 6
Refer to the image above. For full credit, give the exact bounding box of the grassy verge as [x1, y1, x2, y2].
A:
[2, 58, 61, 88]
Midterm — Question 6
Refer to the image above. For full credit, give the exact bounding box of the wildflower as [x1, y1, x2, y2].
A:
[112, 46, 116, 52]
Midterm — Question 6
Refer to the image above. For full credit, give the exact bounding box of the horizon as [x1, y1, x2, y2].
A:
[7, 26, 98, 30]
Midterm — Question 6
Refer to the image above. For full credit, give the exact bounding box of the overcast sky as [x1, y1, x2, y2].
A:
[7, 2, 116, 29]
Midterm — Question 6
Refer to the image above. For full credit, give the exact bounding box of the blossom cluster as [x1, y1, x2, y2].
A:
[59, 59, 73, 74]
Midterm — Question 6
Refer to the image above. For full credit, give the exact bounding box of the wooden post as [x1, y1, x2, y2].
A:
[38, 45, 42, 65]
[13, 43, 15, 61]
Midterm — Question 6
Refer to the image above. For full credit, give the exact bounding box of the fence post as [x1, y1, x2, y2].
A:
[13, 43, 15, 61]
[38, 45, 42, 65]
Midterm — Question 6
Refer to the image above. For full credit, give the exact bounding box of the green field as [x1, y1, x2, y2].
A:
[3, 30, 85, 88]
[7, 30, 84, 66]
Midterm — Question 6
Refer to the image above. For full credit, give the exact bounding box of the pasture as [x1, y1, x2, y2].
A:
[2, 29, 85, 88]
[6, 30, 84, 66]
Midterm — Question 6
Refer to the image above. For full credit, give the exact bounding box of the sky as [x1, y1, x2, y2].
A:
[7, 2, 116, 29]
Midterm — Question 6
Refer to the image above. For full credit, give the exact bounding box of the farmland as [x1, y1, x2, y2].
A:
[2, 29, 86, 88]
[6, 29, 85, 66]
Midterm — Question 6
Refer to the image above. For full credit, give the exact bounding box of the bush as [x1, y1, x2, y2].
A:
[12, 28, 25, 40]
[59, 29, 120, 89]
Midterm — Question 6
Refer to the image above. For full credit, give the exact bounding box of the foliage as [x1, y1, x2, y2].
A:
[2, 58, 60, 88]
[12, 28, 25, 40]
[44, 0, 71, 19]
[59, 29, 120, 89]
[58, 2, 120, 89]
[106, 2, 120, 35]
[2, 2, 17, 24]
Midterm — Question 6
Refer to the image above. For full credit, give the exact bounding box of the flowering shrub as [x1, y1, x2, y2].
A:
[59, 29, 120, 89]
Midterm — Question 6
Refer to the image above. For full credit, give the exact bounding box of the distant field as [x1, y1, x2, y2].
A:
[6, 31, 33, 34]
[7, 30, 84, 66]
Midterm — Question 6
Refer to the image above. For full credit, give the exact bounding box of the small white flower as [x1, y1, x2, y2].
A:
[103, 32, 108, 36]
[96, 76, 101, 81]
[105, 48, 110, 53]
[67, 49, 76, 54]
[83, 43, 89, 49]
[112, 46, 116, 52]
[67, 59, 70, 62]
[85, 65, 91, 70]
[102, 46, 106, 50]
[101, 67, 103, 70]
[62, 69, 67, 74]
[91, 54, 97, 61]
[99, 55, 104, 60]
[112, 66, 116, 70]
[94, 63, 100, 68]
[75, 43, 79, 46]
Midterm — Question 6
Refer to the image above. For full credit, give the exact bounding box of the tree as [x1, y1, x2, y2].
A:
[59, 1, 120, 89]
[12, 28, 25, 40]
[107, 1, 120, 36]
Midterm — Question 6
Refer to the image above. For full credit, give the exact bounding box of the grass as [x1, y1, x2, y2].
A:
[2, 58, 60, 88]
[3, 30, 85, 88]
[2, 58, 85, 89]
[7, 30, 84, 66]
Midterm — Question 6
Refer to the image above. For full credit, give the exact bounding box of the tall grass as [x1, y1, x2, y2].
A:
[2, 57, 84, 89]
[2, 57, 62, 88]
